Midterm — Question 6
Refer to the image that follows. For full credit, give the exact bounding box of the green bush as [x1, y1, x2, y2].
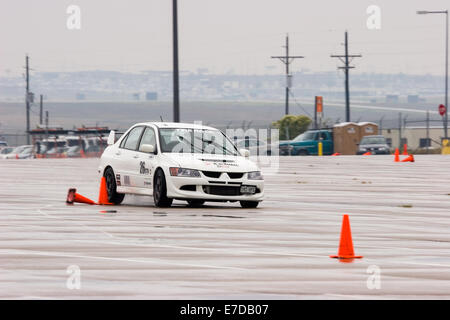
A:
[272, 115, 312, 140]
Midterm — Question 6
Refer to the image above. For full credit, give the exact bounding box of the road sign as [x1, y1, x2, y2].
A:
[316, 96, 323, 114]
[439, 104, 446, 116]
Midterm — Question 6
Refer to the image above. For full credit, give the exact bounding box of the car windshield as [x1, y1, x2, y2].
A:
[292, 131, 316, 142]
[159, 128, 238, 155]
[360, 136, 386, 145]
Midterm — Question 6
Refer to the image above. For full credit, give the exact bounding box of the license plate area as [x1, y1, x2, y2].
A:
[240, 185, 256, 194]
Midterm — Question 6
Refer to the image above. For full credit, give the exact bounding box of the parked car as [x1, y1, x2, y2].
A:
[356, 135, 390, 155]
[0, 147, 13, 155]
[17, 146, 34, 159]
[0, 145, 33, 159]
[99, 122, 264, 208]
[66, 145, 82, 157]
[279, 130, 334, 156]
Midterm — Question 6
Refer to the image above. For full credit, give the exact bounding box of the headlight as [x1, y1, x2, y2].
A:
[359, 147, 367, 151]
[248, 171, 263, 180]
[169, 167, 201, 177]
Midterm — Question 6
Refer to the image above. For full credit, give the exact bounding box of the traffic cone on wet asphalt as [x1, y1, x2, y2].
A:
[330, 214, 363, 260]
[97, 176, 114, 205]
[394, 148, 400, 162]
[401, 154, 415, 162]
[331, 152, 341, 156]
[362, 151, 371, 156]
[402, 144, 408, 155]
[66, 188, 96, 205]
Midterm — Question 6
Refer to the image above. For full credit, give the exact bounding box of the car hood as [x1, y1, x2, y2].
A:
[160, 153, 259, 172]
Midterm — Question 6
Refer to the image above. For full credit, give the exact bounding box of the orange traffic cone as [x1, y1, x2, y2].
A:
[394, 148, 400, 162]
[66, 188, 96, 205]
[402, 144, 408, 155]
[332, 152, 341, 156]
[330, 214, 363, 260]
[98, 176, 114, 205]
[362, 151, 371, 156]
[401, 154, 415, 162]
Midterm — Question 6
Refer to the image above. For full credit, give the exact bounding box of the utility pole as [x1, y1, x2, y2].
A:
[271, 34, 304, 115]
[172, 0, 180, 122]
[331, 31, 362, 122]
[398, 112, 402, 149]
[426, 110, 430, 154]
[379, 115, 385, 134]
[39, 94, 43, 125]
[25, 55, 30, 144]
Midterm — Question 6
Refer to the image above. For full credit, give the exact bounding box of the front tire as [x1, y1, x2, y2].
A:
[153, 169, 173, 207]
[240, 201, 259, 208]
[104, 167, 125, 205]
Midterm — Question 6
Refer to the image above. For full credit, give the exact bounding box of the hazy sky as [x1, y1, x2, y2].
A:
[0, 0, 449, 76]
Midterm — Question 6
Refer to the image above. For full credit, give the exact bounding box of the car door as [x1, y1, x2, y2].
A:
[135, 126, 158, 191]
[114, 126, 144, 188]
[319, 131, 333, 155]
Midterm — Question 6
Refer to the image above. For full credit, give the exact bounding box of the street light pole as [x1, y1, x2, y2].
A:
[417, 10, 448, 139]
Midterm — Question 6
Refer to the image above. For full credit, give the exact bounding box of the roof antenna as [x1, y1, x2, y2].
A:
[160, 115, 164, 122]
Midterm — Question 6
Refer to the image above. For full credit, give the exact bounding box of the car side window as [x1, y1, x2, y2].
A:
[121, 126, 144, 151]
[138, 127, 157, 152]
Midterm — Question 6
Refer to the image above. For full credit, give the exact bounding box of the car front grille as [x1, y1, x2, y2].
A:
[202, 171, 245, 179]
[202, 185, 241, 196]
[227, 172, 244, 179]
[202, 171, 222, 178]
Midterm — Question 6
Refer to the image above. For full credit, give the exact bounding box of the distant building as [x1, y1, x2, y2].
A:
[132, 93, 140, 101]
[407, 95, 419, 104]
[145, 92, 157, 101]
[381, 126, 445, 150]
[386, 95, 399, 103]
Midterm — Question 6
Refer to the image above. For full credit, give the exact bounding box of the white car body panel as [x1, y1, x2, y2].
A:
[99, 122, 264, 203]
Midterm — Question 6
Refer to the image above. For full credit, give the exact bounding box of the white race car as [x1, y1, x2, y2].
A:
[98, 122, 264, 208]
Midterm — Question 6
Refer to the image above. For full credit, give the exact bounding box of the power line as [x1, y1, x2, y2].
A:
[271, 34, 305, 116]
[288, 90, 312, 118]
[330, 31, 362, 122]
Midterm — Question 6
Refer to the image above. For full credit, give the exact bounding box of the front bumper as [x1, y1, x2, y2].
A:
[165, 172, 264, 202]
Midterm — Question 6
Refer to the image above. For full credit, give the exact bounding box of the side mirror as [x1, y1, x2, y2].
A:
[240, 148, 250, 158]
[107, 130, 115, 145]
[140, 144, 155, 153]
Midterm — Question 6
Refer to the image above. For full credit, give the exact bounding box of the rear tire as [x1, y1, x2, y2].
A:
[153, 169, 173, 207]
[187, 200, 205, 207]
[240, 201, 259, 208]
[104, 167, 125, 205]
[297, 149, 308, 156]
